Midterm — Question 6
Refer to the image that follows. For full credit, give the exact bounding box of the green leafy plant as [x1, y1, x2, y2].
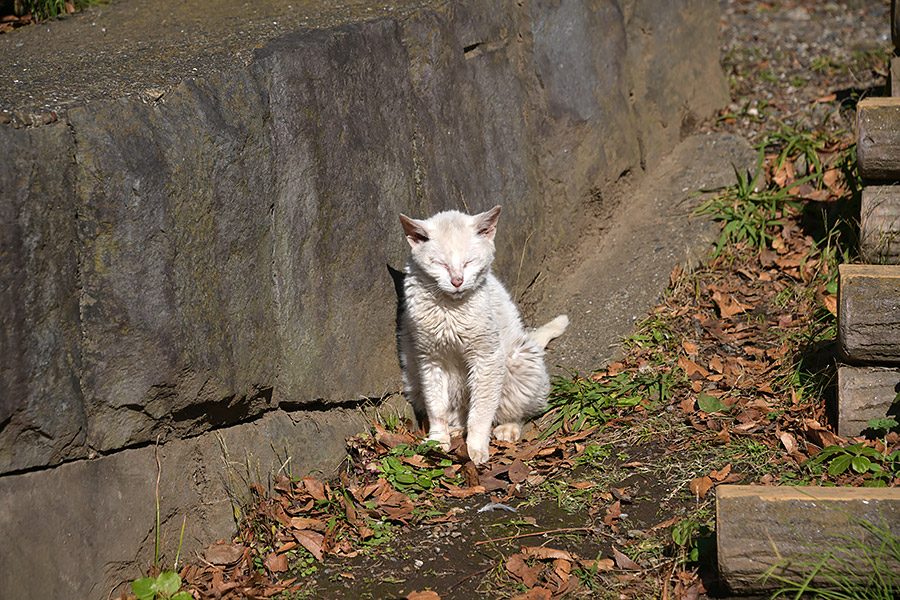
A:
[697, 391, 729, 414]
[671, 517, 714, 564]
[574, 442, 612, 466]
[806, 443, 900, 486]
[130, 439, 190, 599]
[376, 440, 459, 495]
[131, 572, 191, 600]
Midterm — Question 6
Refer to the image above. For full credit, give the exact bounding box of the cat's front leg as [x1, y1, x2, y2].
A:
[465, 349, 505, 465]
[420, 361, 453, 450]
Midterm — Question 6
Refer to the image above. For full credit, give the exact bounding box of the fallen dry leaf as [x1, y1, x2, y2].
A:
[569, 480, 596, 489]
[506, 553, 542, 588]
[712, 290, 751, 318]
[302, 477, 327, 501]
[709, 464, 732, 482]
[604, 500, 622, 527]
[689, 476, 714, 499]
[579, 557, 615, 571]
[779, 431, 798, 454]
[407, 591, 441, 600]
[293, 530, 325, 561]
[612, 547, 640, 570]
[204, 543, 245, 566]
[265, 552, 288, 572]
[290, 516, 326, 532]
[511, 587, 552, 600]
[508, 458, 531, 484]
[522, 546, 573, 561]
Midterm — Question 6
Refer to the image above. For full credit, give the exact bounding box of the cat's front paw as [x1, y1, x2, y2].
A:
[426, 432, 452, 451]
[493, 423, 521, 442]
[466, 441, 490, 465]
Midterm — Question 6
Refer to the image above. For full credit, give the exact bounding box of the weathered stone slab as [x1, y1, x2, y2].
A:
[0, 124, 86, 473]
[838, 365, 900, 437]
[0, 0, 729, 476]
[860, 185, 900, 263]
[838, 264, 900, 364]
[857, 97, 900, 181]
[717, 485, 900, 594]
[70, 71, 283, 454]
[0, 404, 379, 600]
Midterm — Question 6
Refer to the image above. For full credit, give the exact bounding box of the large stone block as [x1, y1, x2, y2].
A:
[838, 365, 900, 437]
[838, 264, 900, 364]
[402, 2, 546, 277]
[857, 98, 900, 181]
[717, 485, 900, 594]
[259, 20, 424, 406]
[860, 185, 900, 264]
[0, 124, 86, 473]
[69, 70, 281, 453]
[0, 405, 374, 600]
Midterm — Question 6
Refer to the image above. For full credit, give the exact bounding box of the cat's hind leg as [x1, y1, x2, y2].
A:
[493, 422, 521, 442]
[494, 335, 550, 438]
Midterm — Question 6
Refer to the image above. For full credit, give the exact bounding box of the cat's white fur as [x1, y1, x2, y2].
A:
[397, 205, 568, 464]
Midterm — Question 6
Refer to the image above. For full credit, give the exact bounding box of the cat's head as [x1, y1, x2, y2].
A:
[399, 205, 501, 298]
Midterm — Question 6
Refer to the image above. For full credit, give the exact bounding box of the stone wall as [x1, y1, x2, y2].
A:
[0, 1, 728, 597]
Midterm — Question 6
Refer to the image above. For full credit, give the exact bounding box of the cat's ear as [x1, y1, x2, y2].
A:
[400, 214, 430, 247]
[474, 205, 502, 241]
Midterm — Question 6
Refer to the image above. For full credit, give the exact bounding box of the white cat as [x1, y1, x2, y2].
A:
[397, 205, 568, 465]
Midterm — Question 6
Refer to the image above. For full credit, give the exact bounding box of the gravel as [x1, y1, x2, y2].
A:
[708, 0, 892, 142]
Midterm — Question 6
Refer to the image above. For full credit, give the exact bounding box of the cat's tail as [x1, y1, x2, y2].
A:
[528, 314, 569, 349]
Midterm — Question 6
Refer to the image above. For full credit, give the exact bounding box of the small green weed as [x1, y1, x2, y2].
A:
[695, 147, 806, 257]
[15, 0, 104, 21]
[543, 368, 676, 437]
[671, 516, 715, 564]
[131, 572, 191, 600]
[574, 442, 612, 466]
[806, 443, 900, 486]
[130, 440, 190, 600]
[377, 440, 460, 495]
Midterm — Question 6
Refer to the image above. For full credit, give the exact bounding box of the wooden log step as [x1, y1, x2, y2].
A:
[892, 57, 900, 98]
[838, 365, 900, 437]
[860, 185, 900, 264]
[838, 264, 900, 364]
[857, 98, 900, 181]
[717, 485, 900, 595]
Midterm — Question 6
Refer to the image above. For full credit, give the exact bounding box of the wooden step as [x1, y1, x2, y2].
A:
[857, 98, 900, 181]
[717, 485, 900, 594]
[838, 264, 900, 364]
[837, 365, 900, 437]
[892, 57, 900, 97]
[860, 185, 900, 264]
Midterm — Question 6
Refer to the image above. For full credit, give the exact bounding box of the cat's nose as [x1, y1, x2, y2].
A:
[451, 275, 464, 288]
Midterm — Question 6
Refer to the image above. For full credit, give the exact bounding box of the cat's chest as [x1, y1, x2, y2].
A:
[408, 293, 488, 350]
